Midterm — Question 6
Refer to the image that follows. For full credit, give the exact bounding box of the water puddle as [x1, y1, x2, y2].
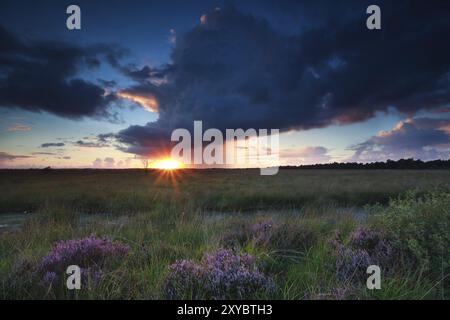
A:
[0, 213, 30, 232]
[79, 214, 130, 228]
[0, 207, 369, 232]
[0, 212, 127, 232]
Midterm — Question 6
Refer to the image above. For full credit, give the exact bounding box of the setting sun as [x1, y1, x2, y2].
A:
[153, 158, 183, 170]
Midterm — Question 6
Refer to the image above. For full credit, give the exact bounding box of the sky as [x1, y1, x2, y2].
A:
[0, 0, 450, 169]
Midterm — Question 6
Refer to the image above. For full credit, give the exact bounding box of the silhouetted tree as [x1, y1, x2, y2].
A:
[141, 159, 149, 174]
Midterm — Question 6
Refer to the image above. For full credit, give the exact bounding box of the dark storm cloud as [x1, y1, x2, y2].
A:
[349, 117, 450, 162]
[40, 143, 65, 148]
[115, 2, 450, 156]
[115, 124, 173, 156]
[0, 25, 121, 119]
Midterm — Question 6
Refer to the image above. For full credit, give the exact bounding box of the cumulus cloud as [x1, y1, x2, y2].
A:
[92, 158, 103, 168]
[113, 2, 450, 157]
[103, 157, 115, 168]
[92, 157, 116, 168]
[280, 146, 332, 165]
[0, 25, 121, 120]
[348, 117, 450, 162]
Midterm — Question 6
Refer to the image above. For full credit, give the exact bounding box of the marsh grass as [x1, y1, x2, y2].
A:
[0, 169, 449, 299]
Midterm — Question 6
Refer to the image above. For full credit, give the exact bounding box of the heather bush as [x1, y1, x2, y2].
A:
[164, 248, 276, 299]
[37, 235, 129, 287]
[376, 188, 450, 279]
[330, 227, 396, 283]
[349, 226, 395, 266]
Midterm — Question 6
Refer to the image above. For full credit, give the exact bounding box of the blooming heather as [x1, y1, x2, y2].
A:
[330, 227, 395, 283]
[38, 235, 129, 286]
[164, 248, 276, 299]
[334, 246, 373, 283]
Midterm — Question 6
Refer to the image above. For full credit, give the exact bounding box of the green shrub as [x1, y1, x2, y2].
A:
[377, 188, 450, 280]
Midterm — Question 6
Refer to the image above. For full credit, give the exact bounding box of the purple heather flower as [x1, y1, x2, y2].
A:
[38, 235, 129, 287]
[41, 271, 58, 286]
[331, 227, 396, 283]
[164, 248, 276, 300]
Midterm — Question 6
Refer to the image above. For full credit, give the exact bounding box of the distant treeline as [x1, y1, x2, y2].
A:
[281, 159, 450, 170]
[2, 159, 450, 172]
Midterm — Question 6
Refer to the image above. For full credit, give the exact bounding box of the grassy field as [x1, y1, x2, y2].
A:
[0, 169, 449, 299]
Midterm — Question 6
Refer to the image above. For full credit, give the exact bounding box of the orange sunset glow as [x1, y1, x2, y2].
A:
[153, 158, 183, 170]
[117, 91, 159, 112]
